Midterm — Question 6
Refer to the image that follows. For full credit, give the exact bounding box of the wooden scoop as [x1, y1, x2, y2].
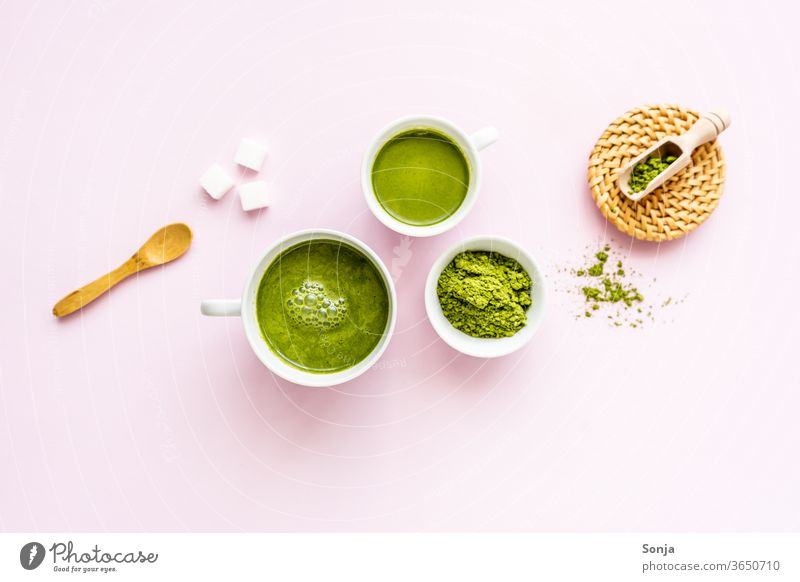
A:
[617, 110, 731, 201]
[52, 223, 192, 317]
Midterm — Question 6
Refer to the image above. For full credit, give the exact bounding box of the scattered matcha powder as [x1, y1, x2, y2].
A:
[437, 251, 532, 338]
[548, 242, 682, 328]
[629, 155, 677, 193]
[560, 243, 690, 327]
[577, 245, 644, 321]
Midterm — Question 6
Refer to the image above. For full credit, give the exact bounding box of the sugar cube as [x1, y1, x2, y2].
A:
[199, 163, 234, 200]
[238, 180, 270, 211]
[235, 138, 268, 171]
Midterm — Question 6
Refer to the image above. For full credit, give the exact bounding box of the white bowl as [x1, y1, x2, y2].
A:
[201, 229, 397, 387]
[424, 235, 547, 358]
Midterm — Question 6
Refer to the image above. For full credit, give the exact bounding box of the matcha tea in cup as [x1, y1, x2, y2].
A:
[362, 115, 498, 237]
[255, 239, 390, 374]
[201, 230, 397, 387]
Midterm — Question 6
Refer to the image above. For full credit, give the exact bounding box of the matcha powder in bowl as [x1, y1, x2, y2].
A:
[436, 251, 532, 338]
[426, 236, 547, 358]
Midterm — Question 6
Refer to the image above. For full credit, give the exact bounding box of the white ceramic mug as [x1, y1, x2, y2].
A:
[361, 114, 498, 237]
[200, 229, 397, 387]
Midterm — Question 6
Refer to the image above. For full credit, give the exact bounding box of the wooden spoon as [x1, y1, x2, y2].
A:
[52, 223, 193, 317]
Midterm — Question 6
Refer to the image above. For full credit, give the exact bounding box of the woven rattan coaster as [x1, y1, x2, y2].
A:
[588, 104, 726, 242]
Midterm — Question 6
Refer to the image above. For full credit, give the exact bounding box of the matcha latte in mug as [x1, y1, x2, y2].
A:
[362, 115, 498, 237]
[201, 230, 397, 387]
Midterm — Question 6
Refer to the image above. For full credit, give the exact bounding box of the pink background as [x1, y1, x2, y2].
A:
[1, 0, 799, 532]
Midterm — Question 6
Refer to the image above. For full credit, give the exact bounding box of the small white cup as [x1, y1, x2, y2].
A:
[425, 235, 547, 358]
[201, 229, 397, 387]
[361, 114, 498, 237]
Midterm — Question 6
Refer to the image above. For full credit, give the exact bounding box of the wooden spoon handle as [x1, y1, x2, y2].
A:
[675, 110, 731, 152]
[52, 257, 139, 317]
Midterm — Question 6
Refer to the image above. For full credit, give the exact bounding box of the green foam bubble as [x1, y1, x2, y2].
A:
[285, 282, 347, 329]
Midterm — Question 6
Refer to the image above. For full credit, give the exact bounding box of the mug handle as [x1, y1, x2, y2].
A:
[201, 299, 242, 316]
[470, 126, 499, 151]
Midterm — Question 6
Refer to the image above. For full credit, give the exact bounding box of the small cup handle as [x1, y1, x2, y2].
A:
[470, 126, 499, 151]
[201, 299, 242, 317]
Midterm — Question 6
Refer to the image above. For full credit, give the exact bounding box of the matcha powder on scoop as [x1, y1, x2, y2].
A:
[628, 155, 677, 194]
[436, 251, 532, 338]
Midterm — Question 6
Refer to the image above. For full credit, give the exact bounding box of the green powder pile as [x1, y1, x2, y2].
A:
[576, 245, 647, 326]
[555, 242, 684, 328]
[628, 155, 677, 193]
[436, 251, 532, 338]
